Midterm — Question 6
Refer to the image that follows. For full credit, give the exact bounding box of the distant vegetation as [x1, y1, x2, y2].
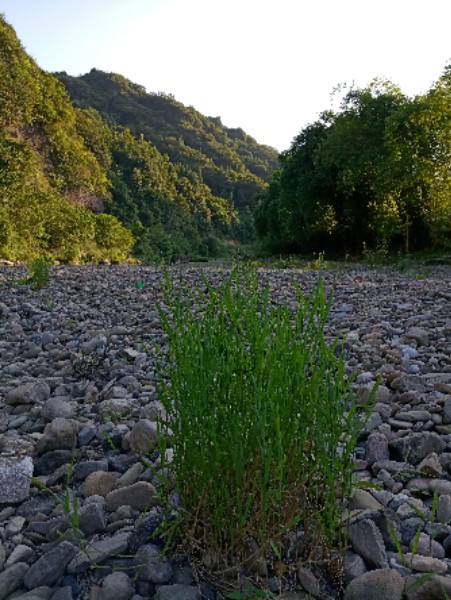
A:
[0, 16, 134, 262]
[54, 69, 278, 260]
[255, 76, 451, 257]
[3, 9, 451, 264]
[0, 14, 278, 263]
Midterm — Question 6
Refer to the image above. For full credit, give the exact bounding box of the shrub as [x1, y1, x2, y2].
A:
[94, 213, 134, 262]
[156, 267, 376, 587]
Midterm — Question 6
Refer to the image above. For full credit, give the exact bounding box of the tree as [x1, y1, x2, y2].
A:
[256, 73, 451, 255]
[384, 72, 451, 249]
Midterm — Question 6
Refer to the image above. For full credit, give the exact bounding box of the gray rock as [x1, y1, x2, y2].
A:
[0, 562, 29, 600]
[348, 519, 387, 569]
[395, 410, 432, 423]
[404, 573, 451, 600]
[0, 543, 5, 570]
[343, 551, 367, 586]
[105, 481, 158, 511]
[403, 553, 447, 573]
[5, 380, 50, 406]
[98, 398, 131, 420]
[407, 477, 451, 496]
[400, 517, 425, 547]
[5, 515, 26, 537]
[390, 375, 430, 393]
[78, 500, 107, 535]
[366, 431, 389, 464]
[11, 587, 52, 600]
[140, 400, 166, 421]
[389, 432, 446, 465]
[77, 424, 97, 446]
[34, 450, 74, 476]
[127, 419, 158, 454]
[442, 398, 451, 424]
[350, 489, 385, 511]
[417, 452, 442, 476]
[405, 327, 429, 347]
[117, 462, 145, 487]
[50, 587, 74, 600]
[16, 495, 57, 518]
[396, 497, 426, 519]
[127, 513, 164, 552]
[36, 418, 78, 455]
[410, 532, 445, 559]
[68, 531, 130, 574]
[24, 541, 77, 588]
[153, 584, 200, 600]
[436, 494, 451, 523]
[343, 568, 404, 600]
[371, 510, 402, 552]
[98, 571, 134, 600]
[42, 397, 75, 421]
[137, 544, 173, 584]
[0, 456, 33, 503]
[359, 411, 383, 437]
[5, 543, 36, 567]
[297, 566, 320, 597]
[104, 385, 128, 400]
[0, 434, 36, 457]
[72, 459, 109, 481]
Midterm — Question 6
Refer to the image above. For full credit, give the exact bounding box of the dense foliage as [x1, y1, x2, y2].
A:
[157, 268, 374, 584]
[0, 15, 133, 262]
[255, 76, 451, 255]
[55, 69, 279, 249]
[0, 15, 278, 263]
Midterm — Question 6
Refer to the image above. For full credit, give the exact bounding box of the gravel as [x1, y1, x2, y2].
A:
[1, 263, 451, 599]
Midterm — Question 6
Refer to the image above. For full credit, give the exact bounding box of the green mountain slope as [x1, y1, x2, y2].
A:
[0, 14, 133, 262]
[55, 69, 279, 211]
[0, 14, 279, 263]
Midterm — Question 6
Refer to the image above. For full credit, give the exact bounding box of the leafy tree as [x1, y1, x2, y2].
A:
[256, 72, 451, 255]
[384, 74, 451, 249]
[317, 80, 406, 251]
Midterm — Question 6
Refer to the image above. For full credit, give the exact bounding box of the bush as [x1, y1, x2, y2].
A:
[156, 267, 376, 587]
[94, 213, 134, 262]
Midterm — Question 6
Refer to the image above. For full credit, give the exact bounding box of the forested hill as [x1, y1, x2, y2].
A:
[54, 69, 279, 211]
[0, 14, 279, 263]
[0, 15, 134, 262]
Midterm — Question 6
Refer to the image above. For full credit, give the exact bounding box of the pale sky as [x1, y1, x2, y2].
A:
[1, 0, 451, 151]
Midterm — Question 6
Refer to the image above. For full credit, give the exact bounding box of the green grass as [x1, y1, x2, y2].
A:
[27, 256, 51, 289]
[155, 267, 376, 588]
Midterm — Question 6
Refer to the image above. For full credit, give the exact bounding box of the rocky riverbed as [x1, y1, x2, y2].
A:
[1, 264, 451, 600]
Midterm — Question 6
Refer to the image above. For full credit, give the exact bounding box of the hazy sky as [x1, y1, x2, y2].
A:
[1, 0, 451, 151]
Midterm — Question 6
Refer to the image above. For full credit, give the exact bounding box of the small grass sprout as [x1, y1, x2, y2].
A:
[155, 266, 376, 589]
[30, 459, 82, 542]
[388, 488, 451, 596]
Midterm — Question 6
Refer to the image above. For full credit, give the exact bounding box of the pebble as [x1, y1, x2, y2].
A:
[97, 571, 134, 600]
[1, 264, 451, 599]
[343, 568, 404, 600]
[0, 457, 33, 503]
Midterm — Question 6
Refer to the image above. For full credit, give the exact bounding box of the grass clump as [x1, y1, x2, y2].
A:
[156, 267, 375, 588]
[27, 256, 51, 289]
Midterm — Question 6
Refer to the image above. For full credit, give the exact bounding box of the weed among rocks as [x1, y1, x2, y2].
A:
[155, 267, 376, 594]
[28, 256, 52, 289]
